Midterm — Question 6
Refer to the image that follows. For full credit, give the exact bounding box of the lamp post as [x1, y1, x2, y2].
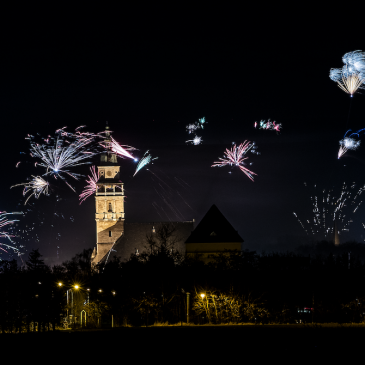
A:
[200, 293, 209, 323]
[59, 283, 79, 328]
[186, 292, 190, 324]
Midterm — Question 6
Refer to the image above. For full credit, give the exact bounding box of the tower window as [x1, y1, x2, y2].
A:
[108, 203, 112, 212]
[109, 231, 112, 237]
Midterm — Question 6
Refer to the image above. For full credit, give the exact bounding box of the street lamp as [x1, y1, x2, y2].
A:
[200, 293, 209, 323]
[66, 284, 80, 328]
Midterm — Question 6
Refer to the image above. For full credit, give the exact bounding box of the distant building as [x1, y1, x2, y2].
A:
[185, 204, 243, 262]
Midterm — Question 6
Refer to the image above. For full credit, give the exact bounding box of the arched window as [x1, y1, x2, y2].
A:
[108, 203, 112, 212]
[109, 231, 112, 237]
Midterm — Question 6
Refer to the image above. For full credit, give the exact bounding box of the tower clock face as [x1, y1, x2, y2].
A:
[107, 171, 112, 177]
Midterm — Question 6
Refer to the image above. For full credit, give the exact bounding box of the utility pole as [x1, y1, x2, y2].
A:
[186, 292, 190, 324]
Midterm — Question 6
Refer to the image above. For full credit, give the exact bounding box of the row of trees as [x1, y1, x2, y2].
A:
[2, 225, 365, 332]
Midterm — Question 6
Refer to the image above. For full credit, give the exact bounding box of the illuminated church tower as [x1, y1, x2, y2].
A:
[91, 124, 125, 265]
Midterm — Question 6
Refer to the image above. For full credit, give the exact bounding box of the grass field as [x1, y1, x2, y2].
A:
[2, 324, 365, 359]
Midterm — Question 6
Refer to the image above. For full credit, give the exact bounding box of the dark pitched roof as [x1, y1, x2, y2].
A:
[99, 221, 194, 263]
[185, 204, 243, 244]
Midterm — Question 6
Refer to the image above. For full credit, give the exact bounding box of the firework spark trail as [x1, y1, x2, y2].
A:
[152, 202, 165, 221]
[79, 166, 99, 204]
[150, 171, 191, 221]
[294, 182, 365, 238]
[337, 72, 365, 96]
[186, 135, 202, 145]
[159, 205, 172, 222]
[148, 170, 175, 191]
[177, 191, 194, 211]
[293, 212, 307, 234]
[338, 129, 365, 158]
[133, 151, 158, 176]
[11, 176, 49, 205]
[153, 187, 183, 221]
[174, 177, 192, 190]
[212, 142, 257, 181]
[108, 137, 136, 160]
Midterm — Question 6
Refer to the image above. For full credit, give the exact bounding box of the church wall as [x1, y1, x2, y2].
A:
[101, 222, 194, 263]
[97, 220, 124, 244]
[94, 242, 115, 263]
[95, 197, 125, 217]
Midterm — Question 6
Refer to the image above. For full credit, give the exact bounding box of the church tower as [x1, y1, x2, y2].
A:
[91, 124, 125, 265]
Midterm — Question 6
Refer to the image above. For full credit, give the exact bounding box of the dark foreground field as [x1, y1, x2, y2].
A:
[2, 325, 364, 359]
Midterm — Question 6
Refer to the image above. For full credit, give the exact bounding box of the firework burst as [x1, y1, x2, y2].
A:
[255, 119, 282, 132]
[79, 166, 99, 204]
[338, 129, 365, 158]
[294, 182, 365, 238]
[11, 176, 50, 205]
[0, 212, 19, 254]
[342, 51, 365, 73]
[186, 135, 202, 145]
[212, 141, 257, 181]
[30, 135, 95, 191]
[133, 151, 158, 176]
[186, 117, 206, 134]
[330, 51, 365, 96]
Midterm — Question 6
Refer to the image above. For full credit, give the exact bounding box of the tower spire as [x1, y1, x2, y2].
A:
[100, 121, 118, 165]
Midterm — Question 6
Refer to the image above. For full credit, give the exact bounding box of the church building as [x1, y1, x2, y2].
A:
[90, 126, 194, 266]
[91, 126, 243, 266]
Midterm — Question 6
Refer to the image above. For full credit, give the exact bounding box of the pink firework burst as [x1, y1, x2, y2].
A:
[212, 141, 257, 181]
[79, 166, 99, 204]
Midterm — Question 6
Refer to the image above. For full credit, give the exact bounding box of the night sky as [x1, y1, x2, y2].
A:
[1, 10, 365, 262]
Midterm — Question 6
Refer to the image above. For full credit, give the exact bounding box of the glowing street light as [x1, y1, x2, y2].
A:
[58, 282, 62, 287]
[200, 293, 205, 299]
